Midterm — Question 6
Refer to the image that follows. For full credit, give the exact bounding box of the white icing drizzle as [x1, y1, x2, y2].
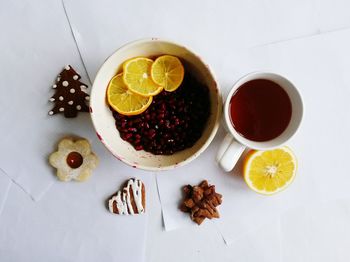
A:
[73, 75, 79, 80]
[108, 192, 128, 215]
[59, 107, 64, 112]
[108, 178, 144, 215]
[76, 105, 81, 110]
[59, 96, 64, 101]
[68, 100, 73, 105]
[49, 98, 55, 102]
[70, 88, 75, 94]
[65, 65, 70, 70]
[62, 81, 69, 87]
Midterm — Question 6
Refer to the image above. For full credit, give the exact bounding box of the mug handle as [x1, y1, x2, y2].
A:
[216, 133, 245, 172]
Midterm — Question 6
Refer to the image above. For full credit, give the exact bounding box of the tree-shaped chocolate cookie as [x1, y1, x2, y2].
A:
[48, 65, 90, 118]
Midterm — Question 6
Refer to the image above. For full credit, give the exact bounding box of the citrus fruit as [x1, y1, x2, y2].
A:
[151, 55, 185, 92]
[123, 57, 163, 97]
[243, 147, 297, 195]
[107, 73, 152, 116]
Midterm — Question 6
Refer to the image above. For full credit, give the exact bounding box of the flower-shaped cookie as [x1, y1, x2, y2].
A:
[49, 138, 98, 181]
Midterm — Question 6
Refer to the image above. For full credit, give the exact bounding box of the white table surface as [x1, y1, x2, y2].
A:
[1, 1, 350, 261]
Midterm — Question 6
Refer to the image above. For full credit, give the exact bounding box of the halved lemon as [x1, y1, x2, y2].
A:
[123, 57, 163, 97]
[107, 73, 152, 116]
[151, 55, 184, 92]
[243, 147, 297, 195]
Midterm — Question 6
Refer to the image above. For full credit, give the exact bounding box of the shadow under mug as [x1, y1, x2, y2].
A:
[216, 72, 303, 172]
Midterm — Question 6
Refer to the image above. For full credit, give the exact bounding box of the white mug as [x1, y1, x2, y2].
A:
[216, 72, 303, 172]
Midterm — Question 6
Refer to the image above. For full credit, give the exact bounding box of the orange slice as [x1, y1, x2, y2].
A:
[151, 55, 184, 92]
[123, 57, 163, 97]
[107, 73, 152, 116]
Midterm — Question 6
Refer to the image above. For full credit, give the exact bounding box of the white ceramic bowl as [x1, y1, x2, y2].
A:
[90, 39, 222, 171]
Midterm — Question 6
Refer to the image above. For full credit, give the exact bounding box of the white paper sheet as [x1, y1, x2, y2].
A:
[157, 28, 350, 244]
[243, 30, 350, 202]
[0, 0, 92, 200]
[63, 0, 323, 81]
[54, 0, 350, 248]
[0, 170, 11, 217]
[207, 220, 282, 262]
[156, 127, 311, 243]
[311, 0, 350, 32]
[147, 213, 282, 262]
[280, 199, 350, 262]
[0, 163, 153, 262]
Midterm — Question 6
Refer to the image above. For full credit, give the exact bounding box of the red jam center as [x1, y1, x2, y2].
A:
[66, 151, 83, 169]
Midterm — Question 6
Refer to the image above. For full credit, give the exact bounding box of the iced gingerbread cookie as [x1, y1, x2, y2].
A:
[49, 138, 98, 182]
[48, 65, 90, 118]
[108, 178, 146, 215]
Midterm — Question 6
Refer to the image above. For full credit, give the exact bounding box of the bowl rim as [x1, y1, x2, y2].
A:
[90, 37, 222, 171]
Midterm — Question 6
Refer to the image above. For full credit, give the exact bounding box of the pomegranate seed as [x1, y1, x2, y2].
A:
[160, 103, 166, 111]
[135, 145, 143, 151]
[124, 133, 132, 140]
[112, 73, 210, 155]
[157, 113, 165, 119]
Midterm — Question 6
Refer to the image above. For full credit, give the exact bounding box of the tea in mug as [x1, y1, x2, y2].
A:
[229, 79, 292, 142]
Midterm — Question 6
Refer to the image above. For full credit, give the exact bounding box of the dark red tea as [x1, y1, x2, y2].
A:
[229, 79, 292, 142]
